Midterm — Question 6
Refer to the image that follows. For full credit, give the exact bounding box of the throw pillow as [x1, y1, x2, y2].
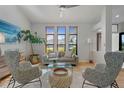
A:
[58, 52, 65, 57]
[48, 52, 57, 58]
[64, 51, 72, 58]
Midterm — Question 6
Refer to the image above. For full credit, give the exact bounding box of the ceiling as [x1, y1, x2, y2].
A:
[112, 5, 124, 24]
[18, 5, 124, 24]
[18, 5, 104, 24]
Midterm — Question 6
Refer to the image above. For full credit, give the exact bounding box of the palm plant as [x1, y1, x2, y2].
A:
[17, 30, 46, 64]
[17, 30, 46, 54]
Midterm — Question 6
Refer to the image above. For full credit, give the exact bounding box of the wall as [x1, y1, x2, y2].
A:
[31, 23, 94, 61]
[111, 23, 124, 52]
[111, 22, 124, 52]
[112, 33, 119, 51]
[118, 22, 124, 33]
[0, 5, 31, 56]
[92, 6, 112, 64]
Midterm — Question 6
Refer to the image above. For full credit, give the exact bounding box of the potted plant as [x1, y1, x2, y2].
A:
[17, 30, 46, 64]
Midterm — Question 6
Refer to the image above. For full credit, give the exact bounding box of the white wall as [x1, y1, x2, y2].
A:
[111, 22, 124, 52]
[118, 22, 124, 32]
[92, 6, 112, 64]
[31, 23, 94, 61]
[112, 33, 119, 51]
[0, 5, 31, 56]
[0, 6, 30, 29]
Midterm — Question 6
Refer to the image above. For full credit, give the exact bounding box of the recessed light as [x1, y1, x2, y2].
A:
[115, 14, 120, 18]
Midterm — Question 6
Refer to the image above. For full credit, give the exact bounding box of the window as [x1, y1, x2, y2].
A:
[57, 26, 66, 52]
[69, 26, 78, 54]
[45, 26, 78, 54]
[46, 27, 54, 53]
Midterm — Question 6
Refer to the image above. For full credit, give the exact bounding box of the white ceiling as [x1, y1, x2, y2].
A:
[112, 5, 124, 24]
[18, 5, 104, 24]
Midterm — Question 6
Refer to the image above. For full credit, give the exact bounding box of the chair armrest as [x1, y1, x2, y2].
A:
[19, 61, 32, 69]
[15, 66, 41, 84]
[84, 68, 108, 80]
[16, 66, 41, 77]
[83, 68, 111, 87]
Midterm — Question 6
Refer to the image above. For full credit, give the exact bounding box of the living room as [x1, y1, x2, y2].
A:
[0, 4, 124, 89]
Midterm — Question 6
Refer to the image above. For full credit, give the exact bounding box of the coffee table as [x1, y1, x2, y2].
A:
[48, 63, 73, 69]
[42, 63, 73, 88]
[49, 68, 72, 88]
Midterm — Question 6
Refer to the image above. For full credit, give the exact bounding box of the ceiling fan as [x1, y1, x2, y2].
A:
[59, 5, 79, 18]
[59, 5, 79, 9]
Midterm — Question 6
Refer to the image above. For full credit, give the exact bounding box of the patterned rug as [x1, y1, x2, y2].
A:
[1, 69, 96, 88]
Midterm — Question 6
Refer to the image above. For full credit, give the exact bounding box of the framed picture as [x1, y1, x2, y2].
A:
[0, 19, 20, 43]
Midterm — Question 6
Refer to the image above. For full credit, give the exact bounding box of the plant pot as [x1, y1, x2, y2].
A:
[30, 54, 40, 64]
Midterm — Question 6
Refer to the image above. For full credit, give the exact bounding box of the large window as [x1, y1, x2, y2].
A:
[69, 26, 78, 54]
[57, 26, 66, 52]
[46, 27, 54, 53]
[45, 26, 78, 54]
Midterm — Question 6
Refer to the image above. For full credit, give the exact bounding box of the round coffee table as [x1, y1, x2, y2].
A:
[49, 68, 72, 88]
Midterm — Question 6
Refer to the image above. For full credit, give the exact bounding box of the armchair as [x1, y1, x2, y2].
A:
[5, 51, 42, 88]
[82, 52, 124, 88]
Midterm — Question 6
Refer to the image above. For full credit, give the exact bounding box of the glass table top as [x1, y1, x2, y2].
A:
[47, 63, 72, 68]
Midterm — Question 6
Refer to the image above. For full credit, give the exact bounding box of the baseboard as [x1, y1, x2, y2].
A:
[79, 60, 95, 63]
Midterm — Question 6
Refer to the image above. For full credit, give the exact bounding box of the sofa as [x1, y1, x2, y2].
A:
[42, 51, 78, 66]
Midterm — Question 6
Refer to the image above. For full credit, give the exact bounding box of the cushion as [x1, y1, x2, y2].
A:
[58, 57, 75, 62]
[58, 52, 65, 57]
[64, 51, 72, 58]
[48, 52, 57, 58]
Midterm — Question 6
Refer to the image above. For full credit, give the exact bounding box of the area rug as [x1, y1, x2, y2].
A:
[1, 69, 96, 88]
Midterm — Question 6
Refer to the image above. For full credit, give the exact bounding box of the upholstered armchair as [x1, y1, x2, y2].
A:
[82, 52, 124, 88]
[5, 51, 42, 88]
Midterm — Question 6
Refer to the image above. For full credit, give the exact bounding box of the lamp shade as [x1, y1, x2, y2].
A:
[0, 33, 5, 43]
